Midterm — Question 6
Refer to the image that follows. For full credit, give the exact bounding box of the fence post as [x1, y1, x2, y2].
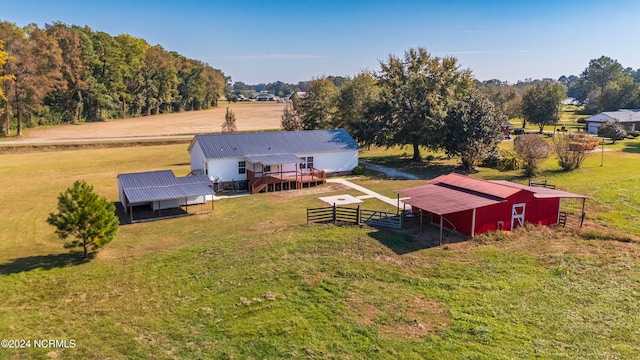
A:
[332, 203, 336, 224]
[356, 205, 360, 226]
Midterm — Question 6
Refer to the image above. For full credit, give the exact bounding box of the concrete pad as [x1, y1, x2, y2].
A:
[319, 194, 363, 206]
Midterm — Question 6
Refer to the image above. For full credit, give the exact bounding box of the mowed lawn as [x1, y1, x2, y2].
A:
[1, 143, 640, 359]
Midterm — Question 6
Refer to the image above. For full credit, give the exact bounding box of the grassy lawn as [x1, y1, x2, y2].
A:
[1, 143, 640, 358]
[359, 137, 640, 237]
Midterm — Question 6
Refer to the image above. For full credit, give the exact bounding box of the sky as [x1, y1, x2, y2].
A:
[2, 0, 640, 85]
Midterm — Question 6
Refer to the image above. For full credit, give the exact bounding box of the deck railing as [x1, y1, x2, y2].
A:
[247, 168, 326, 182]
[248, 167, 326, 193]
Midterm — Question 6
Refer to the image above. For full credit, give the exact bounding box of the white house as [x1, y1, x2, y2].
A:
[188, 129, 359, 193]
[585, 109, 640, 134]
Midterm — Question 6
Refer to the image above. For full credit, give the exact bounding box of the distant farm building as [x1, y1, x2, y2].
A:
[189, 129, 359, 194]
[117, 170, 214, 222]
[585, 109, 640, 134]
[397, 173, 587, 238]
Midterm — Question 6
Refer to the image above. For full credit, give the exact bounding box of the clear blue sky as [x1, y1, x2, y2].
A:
[2, 0, 640, 85]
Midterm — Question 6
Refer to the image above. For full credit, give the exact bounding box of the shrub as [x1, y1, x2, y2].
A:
[513, 128, 525, 135]
[514, 134, 549, 177]
[597, 120, 626, 144]
[628, 130, 640, 138]
[352, 164, 366, 175]
[481, 148, 521, 171]
[553, 133, 598, 171]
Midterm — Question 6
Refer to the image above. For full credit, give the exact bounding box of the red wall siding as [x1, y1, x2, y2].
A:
[411, 189, 561, 237]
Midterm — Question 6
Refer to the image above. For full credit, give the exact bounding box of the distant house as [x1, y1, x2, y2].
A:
[188, 129, 359, 194]
[254, 91, 277, 101]
[397, 173, 587, 239]
[585, 109, 640, 134]
[562, 97, 581, 106]
[117, 170, 214, 220]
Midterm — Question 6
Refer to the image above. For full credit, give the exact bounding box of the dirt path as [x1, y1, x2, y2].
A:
[7, 102, 286, 141]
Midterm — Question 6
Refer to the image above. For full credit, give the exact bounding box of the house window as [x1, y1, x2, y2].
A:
[264, 165, 271, 172]
[300, 156, 314, 169]
[238, 161, 246, 174]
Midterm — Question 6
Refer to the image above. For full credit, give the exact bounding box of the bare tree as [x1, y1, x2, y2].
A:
[513, 134, 549, 177]
[280, 104, 302, 131]
[221, 107, 236, 133]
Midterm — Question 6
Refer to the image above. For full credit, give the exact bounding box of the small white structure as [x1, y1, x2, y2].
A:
[188, 129, 359, 193]
[117, 170, 214, 213]
[585, 109, 640, 134]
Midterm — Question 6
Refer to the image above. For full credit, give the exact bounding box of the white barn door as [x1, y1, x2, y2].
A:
[511, 203, 526, 230]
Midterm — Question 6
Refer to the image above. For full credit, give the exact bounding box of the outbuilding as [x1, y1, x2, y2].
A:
[397, 173, 587, 240]
[188, 129, 359, 193]
[117, 170, 214, 222]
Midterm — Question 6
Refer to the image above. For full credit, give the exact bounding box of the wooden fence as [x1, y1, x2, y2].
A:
[306, 204, 403, 229]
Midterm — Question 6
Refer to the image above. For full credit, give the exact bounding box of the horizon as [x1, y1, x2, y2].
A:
[2, 0, 640, 85]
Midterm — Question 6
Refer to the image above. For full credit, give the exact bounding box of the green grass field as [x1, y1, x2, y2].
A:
[1, 141, 640, 359]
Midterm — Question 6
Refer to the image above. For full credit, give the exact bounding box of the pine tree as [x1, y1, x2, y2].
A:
[47, 180, 119, 258]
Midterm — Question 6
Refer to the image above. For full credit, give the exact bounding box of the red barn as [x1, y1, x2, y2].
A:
[397, 173, 586, 239]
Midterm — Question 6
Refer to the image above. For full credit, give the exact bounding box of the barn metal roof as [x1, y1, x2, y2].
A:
[398, 184, 504, 215]
[396, 173, 586, 215]
[429, 173, 521, 199]
[244, 153, 302, 165]
[490, 181, 588, 199]
[189, 129, 359, 160]
[118, 170, 214, 205]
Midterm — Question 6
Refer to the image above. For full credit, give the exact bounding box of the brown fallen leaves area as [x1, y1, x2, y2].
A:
[17, 103, 286, 141]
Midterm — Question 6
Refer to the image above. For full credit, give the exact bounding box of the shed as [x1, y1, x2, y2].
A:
[397, 173, 587, 240]
[188, 129, 359, 193]
[118, 170, 214, 221]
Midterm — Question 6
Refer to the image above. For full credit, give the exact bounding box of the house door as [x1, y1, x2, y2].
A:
[511, 203, 526, 230]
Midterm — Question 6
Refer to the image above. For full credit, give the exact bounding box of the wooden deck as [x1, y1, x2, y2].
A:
[248, 169, 326, 194]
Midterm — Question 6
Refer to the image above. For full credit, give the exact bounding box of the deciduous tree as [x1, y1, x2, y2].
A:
[521, 81, 566, 132]
[597, 120, 626, 143]
[442, 90, 503, 171]
[373, 47, 472, 161]
[47, 180, 119, 258]
[299, 76, 338, 130]
[513, 134, 549, 177]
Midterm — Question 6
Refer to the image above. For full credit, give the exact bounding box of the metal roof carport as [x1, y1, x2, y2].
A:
[118, 170, 215, 222]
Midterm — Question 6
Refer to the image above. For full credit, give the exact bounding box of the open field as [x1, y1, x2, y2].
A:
[1, 141, 640, 358]
[2, 102, 286, 142]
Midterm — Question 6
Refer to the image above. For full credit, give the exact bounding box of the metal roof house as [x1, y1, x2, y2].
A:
[397, 173, 587, 240]
[117, 170, 214, 222]
[188, 129, 359, 194]
[585, 109, 640, 134]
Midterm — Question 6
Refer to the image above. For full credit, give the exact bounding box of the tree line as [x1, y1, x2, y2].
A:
[0, 21, 228, 136]
[283, 48, 504, 170]
[284, 48, 636, 171]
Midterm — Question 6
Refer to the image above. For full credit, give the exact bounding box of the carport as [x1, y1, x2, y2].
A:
[118, 170, 215, 223]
